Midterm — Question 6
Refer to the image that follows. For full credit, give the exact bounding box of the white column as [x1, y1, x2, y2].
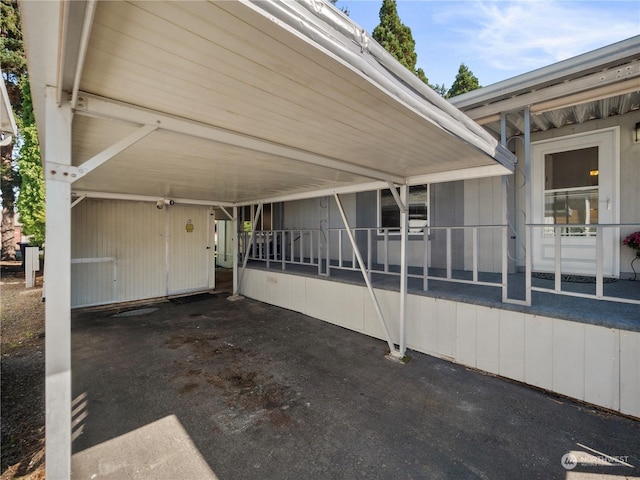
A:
[43, 87, 73, 479]
[398, 185, 408, 356]
[501, 113, 509, 302]
[524, 107, 532, 305]
[232, 206, 239, 295]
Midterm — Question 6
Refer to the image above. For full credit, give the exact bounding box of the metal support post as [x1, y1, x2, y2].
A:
[398, 185, 408, 357]
[524, 107, 532, 305]
[333, 194, 399, 357]
[230, 206, 240, 298]
[501, 113, 509, 302]
[44, 87, 73, 479]
[238, 203, 263, 290]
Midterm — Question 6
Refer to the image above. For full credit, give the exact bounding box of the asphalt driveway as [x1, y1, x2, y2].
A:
[71, 293, 640, 479]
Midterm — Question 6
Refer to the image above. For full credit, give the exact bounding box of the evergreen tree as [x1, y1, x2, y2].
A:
[372, 0, 427, 85]
[16, 76, 45, 246]
[1, 0, 25, 259]
[446, 63, 480, 98]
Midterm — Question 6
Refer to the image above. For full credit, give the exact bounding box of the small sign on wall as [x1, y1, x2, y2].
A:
[185, 220, 194, 233]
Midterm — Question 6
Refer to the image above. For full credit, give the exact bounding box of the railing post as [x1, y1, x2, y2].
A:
[422, 227, 429, 291]
[383, 230, 389, 273]
[473, 227, 479, 283]
[446, 227, 452, 280]
[554, 225, 562, 293]
[501, 225, 508, 303]
[282, 231, 286, 271]
[596, 226, 604, 298]
[318, 230, 322, 275]
[367, 229, 372, 281]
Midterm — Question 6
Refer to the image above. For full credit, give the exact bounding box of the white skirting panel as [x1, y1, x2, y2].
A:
[240, 269, 640, 419]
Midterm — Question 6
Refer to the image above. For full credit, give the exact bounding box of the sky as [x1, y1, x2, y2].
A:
[337, 0, 640, 88]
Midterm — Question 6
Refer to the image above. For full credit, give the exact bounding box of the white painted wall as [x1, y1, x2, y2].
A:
[241, 268, 640, 419]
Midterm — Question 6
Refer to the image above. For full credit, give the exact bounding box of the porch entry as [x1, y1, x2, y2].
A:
[167, 205, 215, 295]
[531, 128, 619, 276]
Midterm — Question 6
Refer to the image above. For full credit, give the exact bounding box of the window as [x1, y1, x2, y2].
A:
[378, 185, 429, 233]
[544, 146, 598, 237]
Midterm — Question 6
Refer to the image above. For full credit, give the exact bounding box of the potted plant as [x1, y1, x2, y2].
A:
[622, 231, 640, 281]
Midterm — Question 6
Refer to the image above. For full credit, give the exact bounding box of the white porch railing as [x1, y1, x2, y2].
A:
[241, 223, 640, 307]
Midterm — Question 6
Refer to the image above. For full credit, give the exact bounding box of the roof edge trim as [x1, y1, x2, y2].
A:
[451, 35, 640, 109]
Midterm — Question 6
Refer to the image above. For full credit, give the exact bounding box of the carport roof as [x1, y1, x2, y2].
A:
[21, 0, 515, 206]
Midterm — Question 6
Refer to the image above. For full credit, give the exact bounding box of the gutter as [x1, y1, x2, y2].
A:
[244, 0, 516, 173]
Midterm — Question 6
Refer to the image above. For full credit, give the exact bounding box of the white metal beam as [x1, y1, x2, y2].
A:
[406, 164, 511, 186]
[72, 190, 234, 207]
[237, 181, 390, 207]
[74, 92, 406, 184]
[71, 124, 157, 181]
[386, 181, 407, 213]
[218, 206, 232, 221]
[333, 193, 400, 357]
[43, 86, 73, 479]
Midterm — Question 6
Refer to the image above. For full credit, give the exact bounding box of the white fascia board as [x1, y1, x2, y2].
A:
[451, 35, 640, 110]
[243, 0, 516, 173]
[72, 190, 234, 207]
[235, 163, 513, 206]
[74, 93, 405, 185]
[462, 65, 640, 123]
[407, 164, 513, 186]
[0, 74, 18, 139]
[234, 181, 389, 206]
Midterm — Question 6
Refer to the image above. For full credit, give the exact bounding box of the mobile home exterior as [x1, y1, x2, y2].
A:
[19, 0, 638, 476]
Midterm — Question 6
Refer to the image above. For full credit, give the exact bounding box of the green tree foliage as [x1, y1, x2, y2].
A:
[372, 0, 425, 83]
[446, 63, 481, 98]
[16, 76, 45, 246]
[1, 0, 25, 259]
[1, 0, 44, 252]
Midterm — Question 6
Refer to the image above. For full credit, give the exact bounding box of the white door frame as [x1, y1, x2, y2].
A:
[531, 127, 620, 276]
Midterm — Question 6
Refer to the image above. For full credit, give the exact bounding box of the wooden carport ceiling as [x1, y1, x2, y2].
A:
[28, 0, 515, 204]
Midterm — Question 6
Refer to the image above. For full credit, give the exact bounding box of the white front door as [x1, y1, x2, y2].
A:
[532, 128, 619, 276]
[167, 205, 213, 294]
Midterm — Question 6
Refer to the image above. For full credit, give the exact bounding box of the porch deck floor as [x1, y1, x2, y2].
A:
[245, 260, 640, 332]
[71, 294, 640, 479]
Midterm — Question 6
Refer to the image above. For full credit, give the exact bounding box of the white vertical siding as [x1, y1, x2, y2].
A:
[72, 199, 166, 306]
[71, 199, 211, 307]
[114, 200, 166, 302]
[619, 330, 640, 418]
[499, 310, 525, 382]
[240, 269, 639, 418]
[524, 315, 553, 390]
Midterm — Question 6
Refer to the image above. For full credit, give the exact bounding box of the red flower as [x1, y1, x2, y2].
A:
[623, 231, 640, 251]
